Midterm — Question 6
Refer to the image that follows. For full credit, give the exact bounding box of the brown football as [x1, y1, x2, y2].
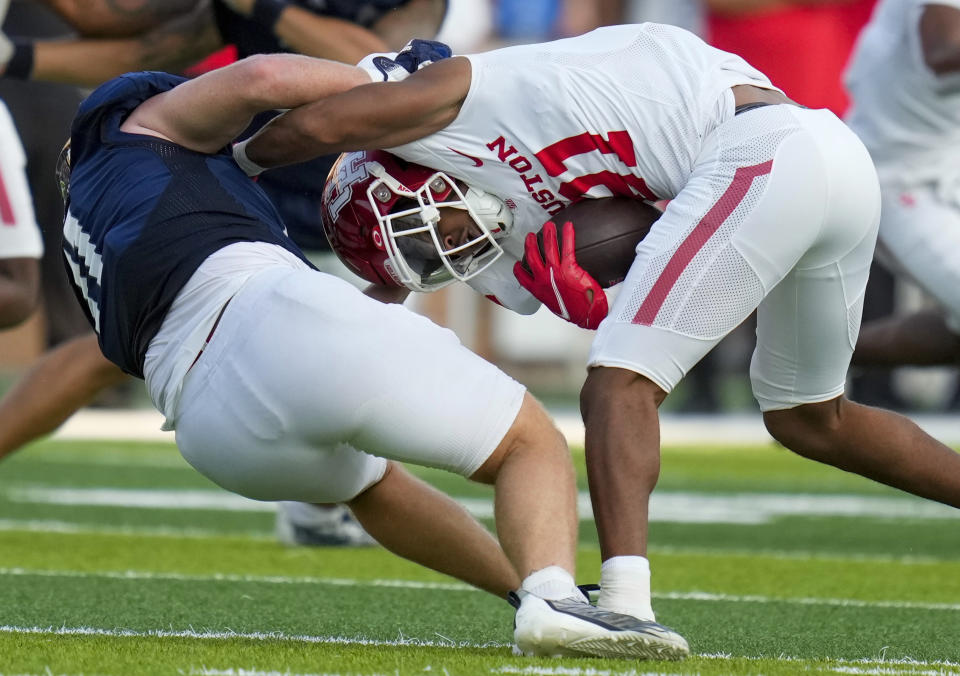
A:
[524, 197, 661, 288]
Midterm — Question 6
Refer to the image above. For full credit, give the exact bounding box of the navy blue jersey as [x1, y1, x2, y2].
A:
[62, 71, 312, 377]
[213, 0, 442, 58]
[234, 110, 335, 250]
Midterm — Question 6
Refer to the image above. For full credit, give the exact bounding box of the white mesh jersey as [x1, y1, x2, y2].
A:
[845, 0, 960, 179]
[0, 99, 42, 260]
[387, 23, 774, 312]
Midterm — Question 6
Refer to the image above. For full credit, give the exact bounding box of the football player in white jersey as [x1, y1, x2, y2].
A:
[235, 23, 960, 641]
[844, 0, 960, 367]
[0, 96, 42, 329]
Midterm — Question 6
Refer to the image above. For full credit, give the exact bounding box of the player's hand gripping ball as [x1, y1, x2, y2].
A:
[514, 197, 660, 329]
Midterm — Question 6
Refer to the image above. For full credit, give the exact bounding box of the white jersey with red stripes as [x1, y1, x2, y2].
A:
[393, 24, 883, 411]
[387, 23, 774, 312]
[0, 99, 42, 260]
[845, 0, 960, 182]
[844, 0, 960, 333]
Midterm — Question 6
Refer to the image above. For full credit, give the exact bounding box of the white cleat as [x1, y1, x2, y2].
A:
[511, 591, 690, 660]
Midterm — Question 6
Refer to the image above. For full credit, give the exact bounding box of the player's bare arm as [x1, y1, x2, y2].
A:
[219, 0, 386, 63]
[273, 0, 446, 61]
[221, 0, 443, 58]
[245, 56, 471, 168]
[122, 54, 371, 154]
[24, 3, 220, 87]
[39, 0, 200, 38]
[0, 258, 39, 329]
[920, 4, 960, 76]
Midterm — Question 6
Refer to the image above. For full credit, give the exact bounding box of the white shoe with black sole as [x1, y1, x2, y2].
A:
[510, 590, 690, 660]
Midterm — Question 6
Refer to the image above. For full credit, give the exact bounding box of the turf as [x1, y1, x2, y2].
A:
[2, 437, 960, 674]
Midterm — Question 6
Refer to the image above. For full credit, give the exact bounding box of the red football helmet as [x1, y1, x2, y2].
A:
[321, 150, 513, 291]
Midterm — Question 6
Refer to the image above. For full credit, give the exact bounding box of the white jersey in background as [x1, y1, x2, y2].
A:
[845, 0, 960, 330]
[845, 0, 960, 180]
[0, 99, 43, 260]
[388, 23, 775, 311]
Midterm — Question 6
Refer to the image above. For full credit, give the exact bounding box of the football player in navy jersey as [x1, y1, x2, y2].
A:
[0, 0, 447, 546]
[56, 56, 691, 660]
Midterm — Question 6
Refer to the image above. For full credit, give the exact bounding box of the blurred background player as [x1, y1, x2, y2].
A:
[0, 91, 42, 329]
[0, 2, 87, 355]
[0, 0, 41, 327]
[845, 0, 960, 369]
[0, 0, 447, 547]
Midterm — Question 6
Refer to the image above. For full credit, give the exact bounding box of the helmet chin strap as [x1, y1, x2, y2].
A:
[461, 186, 513, 236]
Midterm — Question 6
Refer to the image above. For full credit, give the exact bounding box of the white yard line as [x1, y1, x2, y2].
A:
[2, 625, 959, 675]
[186, 670, 394, 676]
[1, 566, 957, 611]
[0, 518, 270, 539]
[49, 409, 960, 446]
[0, 624, 503, 649]
[491, 656, 960, 676]
[0, 566, 475, 591]
[1, 671, 388, 676]
[7, 486, 960, 524]
[1, 519, 955, 566]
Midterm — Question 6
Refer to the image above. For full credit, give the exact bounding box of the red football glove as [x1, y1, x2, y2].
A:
[513, 220, 609, 330]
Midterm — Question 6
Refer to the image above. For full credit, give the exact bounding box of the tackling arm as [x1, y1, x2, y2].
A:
[241, 56, 471, 169]
[121, 53, 372, 154]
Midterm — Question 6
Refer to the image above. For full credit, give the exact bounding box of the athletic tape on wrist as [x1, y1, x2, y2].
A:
[232, 139, 267, 177]
[251, 0, 288, 32]
[5, 40, 34, 80]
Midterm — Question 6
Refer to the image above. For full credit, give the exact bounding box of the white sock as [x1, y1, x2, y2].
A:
[598, 556, 655, 621]
[520, 566, 579, 601]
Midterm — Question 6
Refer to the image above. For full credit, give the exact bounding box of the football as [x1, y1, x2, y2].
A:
[525, 197, 661, 288]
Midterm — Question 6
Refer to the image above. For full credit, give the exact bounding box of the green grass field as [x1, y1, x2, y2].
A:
[2, 435, 960, 675]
